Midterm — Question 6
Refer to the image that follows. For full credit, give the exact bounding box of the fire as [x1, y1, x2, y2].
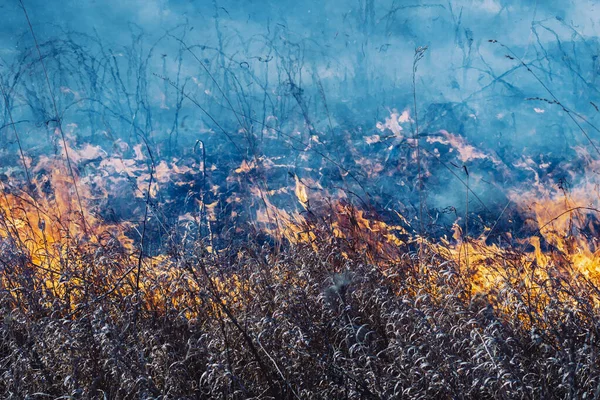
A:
[0, 159, 132, 305]
[0, 143, 230, 315]
[248, 143, 600, 323]
[3, 113, 600, 327]
[426, 130, 501, 164]
[294, 175, 309, 208]
[235, 159, 257, 174]
[254, 180, 407, 263]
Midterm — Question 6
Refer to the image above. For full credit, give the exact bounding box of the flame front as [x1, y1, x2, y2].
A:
[2, 125, 600, 329]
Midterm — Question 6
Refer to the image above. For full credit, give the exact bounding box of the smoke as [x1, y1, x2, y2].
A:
[1, 0, 599, 239]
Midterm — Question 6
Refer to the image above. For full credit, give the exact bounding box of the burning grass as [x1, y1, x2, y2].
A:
[1, 153, 600, 399]
[1, 3, 599, 396]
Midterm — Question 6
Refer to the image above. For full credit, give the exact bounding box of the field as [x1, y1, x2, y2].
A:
[1, 0, 600, 399]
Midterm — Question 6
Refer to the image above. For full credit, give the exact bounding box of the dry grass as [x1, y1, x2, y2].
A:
[0, 214, 599, 399]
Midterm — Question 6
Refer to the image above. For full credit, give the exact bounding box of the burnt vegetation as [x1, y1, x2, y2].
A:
[2, 1, 600, 399]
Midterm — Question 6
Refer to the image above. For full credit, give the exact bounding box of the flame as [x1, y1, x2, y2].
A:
[3, 119, 600, 328]
[0, 159, 132, 303]
[426, 130, 501, 164]
[253, 182, 407, 263]
[246, 143, 600, 324]
[235, 160, 256, 174]
[294, 175, 309, 208]
[0, 142, 241, 316]
[375, 109, 409, 137]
